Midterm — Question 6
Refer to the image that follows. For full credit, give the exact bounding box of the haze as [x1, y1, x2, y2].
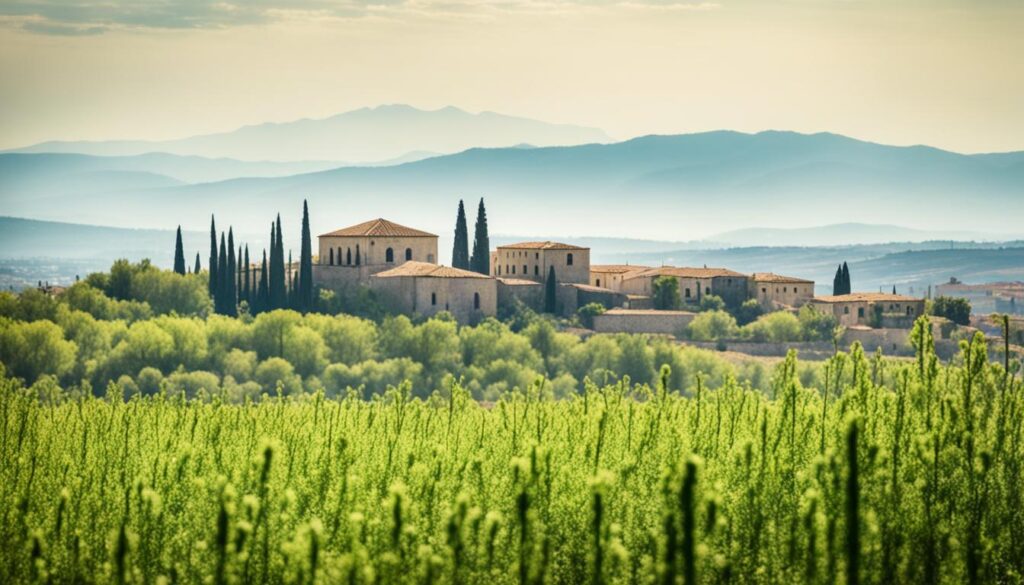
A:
[1, 0, 1022, 154]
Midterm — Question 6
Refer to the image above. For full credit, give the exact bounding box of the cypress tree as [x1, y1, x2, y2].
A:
[194, 253, 201, 275]
[288, 250, 296, 309]
[299, 200, 314, 312]
[217, 233, 228, 315]
[892, 285, 897, 295]
[469, 198, 490, 275]
[452, 200, 470, 269]
[258, 249, 269, 314]
[173, 226, 186, 275]
[226, 228, 237, 316]
[243, 245, 251, 308]
[270, 215, 286, 310]
[833, 265, 843, 295]
[544, 266, 557, 313]
[237, 245, 243, 308]
[208, 215, 218, 297]
[841, 262, 851, 295]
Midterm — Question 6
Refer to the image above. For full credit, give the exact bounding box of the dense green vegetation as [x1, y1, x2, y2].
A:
[2, 319, 1022, 584]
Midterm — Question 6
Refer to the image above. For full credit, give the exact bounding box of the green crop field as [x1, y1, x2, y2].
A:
[2, 319, 1022, 584]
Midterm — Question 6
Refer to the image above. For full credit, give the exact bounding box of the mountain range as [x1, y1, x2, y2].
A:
[6, 104, 610, 163]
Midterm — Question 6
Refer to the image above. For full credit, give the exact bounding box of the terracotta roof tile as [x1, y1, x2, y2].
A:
[320, 218, 437, 238]
[497, 241, 587, 250]
[625, 266, 747, 280]
[497, 278, 541, 286]
[590, 264, 650, 274]
[601, 308, 696, 316]
[813, 293, 923, 303]
[373, 261, 491, 279]
[751, 272, 814, 284]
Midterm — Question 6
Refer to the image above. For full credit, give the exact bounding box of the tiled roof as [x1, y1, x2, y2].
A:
[625, 266, 747, 280]
[497, 241, 587, 250]
[497, 278, 541, 286]
[813, 293, 923, 303]
[751, 272, 814, 284]
[590, 264, 650, 274]
[601, 308, 696, 317]
[373, 261, 491, 279]
[320, 218, 437, 238]
[565, 283, 619, 293]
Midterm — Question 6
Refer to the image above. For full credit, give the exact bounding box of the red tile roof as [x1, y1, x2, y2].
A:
[813, 293, 923, 303]
[373, 261, 491, 279]
[497, 241, 586, 250]
[751, 272, 814, 284]
[590, 264, 650, 274]
[320, 218, 437, 238]
[625, 266, 747, 280]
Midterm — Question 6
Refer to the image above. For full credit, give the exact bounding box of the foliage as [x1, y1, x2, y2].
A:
[687, 310, 739, 341]
[698, 294, 726, 313]
[733, 298, 764, 326]
[798, 304, 839, 341]
[2, 322, 1023, 584]
[652, 275, 681, 310]
[577, 302, 606, 329]
[469, 198, 490, 275]
[544, 266, 557, 313]
[742, 310, 803, 342]
[451, 199, 470, 270]
[930, 295, 972, 326]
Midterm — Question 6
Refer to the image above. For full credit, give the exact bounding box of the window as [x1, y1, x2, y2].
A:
[523, 265, 527, 275]
[761, 287, 766, 294]
[355, 245, 360, 266]
[346, 248, 352, 265]
[784, 287, 788, 293]
[329, 248, 334, 265]
[386, 248, 394, 263]
[474, 292, 480, 309]
[534, 266, 539, 276]
[497, 265, 502, 276]
[844, 307, 850, 314]
[405, 248, 412, 261]
[596, 279, 601, 287]
[685, 288, 691, 298]
[512, 265, 516, 275]
[567, 253, 574, 266]
[907, 307, 913, 315]
[431, 292, 437, 306]
[535, 252, 539, 259]
[705, 287, 711, 295]
[858, 307, 865, 318]
[427, 254, 435, 263]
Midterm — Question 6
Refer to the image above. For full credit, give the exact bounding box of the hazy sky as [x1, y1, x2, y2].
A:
[1, 0, 1022, 153]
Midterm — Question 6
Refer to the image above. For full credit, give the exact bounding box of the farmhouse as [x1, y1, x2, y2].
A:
[314, 218, 438, 289]
[749, 273, 815, 309]
[810, 293, 925, 328]
[369, 261, 496, 323]
[491, 241, 590, 284]
[621, 266, 749, 307]
[589, 265, 649, 292]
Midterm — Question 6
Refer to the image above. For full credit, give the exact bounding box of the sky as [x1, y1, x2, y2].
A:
[0, 1, 1022, 154]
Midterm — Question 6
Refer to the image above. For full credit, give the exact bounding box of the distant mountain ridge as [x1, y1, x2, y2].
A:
[7, 104, 612, 163]
[706, 223, 1003, 247]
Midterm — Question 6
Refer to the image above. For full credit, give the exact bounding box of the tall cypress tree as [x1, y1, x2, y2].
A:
[841, 262, 851, 295]
[544, 266, 557, 313]
[469, 198, 490, 275]
[194, 253, 201, 275]
[892, 285, 897, 295]
[226, 228, 237, 316]
[208, 215, 218, 297]
[833, 265, 843, 295]
[288, 250, 296, 309]
[258, 249, 269, 314]
[299, 200, 314, 312]
[217, 233, 228, 314]
[243, 245, 251, 308]
[237, 245, 243, 308]
[270, 215, 286, 310]
[452, 199, 470, 269]
[173, 226, 186, 275]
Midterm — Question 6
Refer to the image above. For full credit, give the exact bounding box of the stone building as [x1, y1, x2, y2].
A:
[809, 293, 926, 328]
[497, 278, 543, 312]
[589, 265, 649, 292]
[491, 241, 589, 284]
[749, 273, 815, 309]
[621, 266, 749, 307]
[935, 278, 1024, 315]
[314, 218, 438, 290]
[369, 261, 496, 324]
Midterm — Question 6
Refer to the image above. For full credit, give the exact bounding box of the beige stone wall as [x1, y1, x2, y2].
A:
[370, 275, 497, 324]
[590, 271, 634, 292]
[497, 282, 543, 312]
[592, 311, 695, 336]
[493, 247, 589, 284]
[318, 236, 437, 268]
[810, 298, 926, 328]
[750, 280, 815, 308]
[621, 275, 742, 306]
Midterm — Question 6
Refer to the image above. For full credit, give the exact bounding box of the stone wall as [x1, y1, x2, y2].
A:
[497, 281, 543, 312]
[370, 275, 497, 324]
[592, 309, 696, 336]
[319, 235, 437, 268]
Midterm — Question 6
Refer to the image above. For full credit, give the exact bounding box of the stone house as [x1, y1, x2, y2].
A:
[621, 266, 749, 307]
[313, 218, 438, 290]
[749, 273, 815, 309]
[491, 241, 590, 284]
[809, 293, 926, 328]
[589, 265, 649, 292]
[369, 261, 496, 324]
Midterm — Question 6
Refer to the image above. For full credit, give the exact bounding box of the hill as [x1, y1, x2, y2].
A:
[7, 104, 611, 163]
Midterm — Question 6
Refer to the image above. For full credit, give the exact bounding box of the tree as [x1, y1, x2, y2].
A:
[841, 262, 851, 294]
[734, 299, 764, 326]
[299, 200, 315, 312]
[226, 228, 237, 316]
[208, 215, 218, 298]
[469, 198, 490, 275]
[544, 265, 557, 313]
[577, 303, 606, 329]
[270, 215, 287, 310]
[688, 310, 739, 341]
[452, 200, 470, 270]
[258, 249, 269, 314]
[193, 253, 201, 275]
[931, 296, 971, 326]
[243, 245, 251, 308]
[652, 276, 681, 310]
[892, 285, 897, 295]
[173, 226, 186, 275]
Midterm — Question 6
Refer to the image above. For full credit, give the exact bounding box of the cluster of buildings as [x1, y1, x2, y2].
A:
[311, 218, 927, 332]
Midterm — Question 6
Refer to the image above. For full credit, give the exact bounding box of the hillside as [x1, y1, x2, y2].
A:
[7, 104, 611, 163]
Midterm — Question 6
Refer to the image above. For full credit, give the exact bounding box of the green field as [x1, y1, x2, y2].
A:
[2, 319, 1022, 584]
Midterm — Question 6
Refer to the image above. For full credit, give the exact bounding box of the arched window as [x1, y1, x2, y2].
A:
[497, 265, 501, 276]
[567, 253, 574, 266]
[512, 265, 516, 275]
[385, 248, 394, 263]
[329, 248, 334, 265]
[474, 292, 480, 310]
[523, 265, 527, 275]
[337, 247, 342, 264]
[355, 245, 361, 266]
[431, 292, 437, 306]
[405, 248, 412, 261]
[534, 266, 539, 276]
[596, 279, 601, 287]
[346, 248, 352, 265]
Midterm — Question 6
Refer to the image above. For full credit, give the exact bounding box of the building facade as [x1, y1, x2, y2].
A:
[314, 218, 439, 290]
[749, 273, 815, 309]
[810, 293, 926, 328]
[621, 267, 749, 307]
[491, 241, 590, 284]
[589, 265, 649, 292]
[369, 261, 497, 324]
